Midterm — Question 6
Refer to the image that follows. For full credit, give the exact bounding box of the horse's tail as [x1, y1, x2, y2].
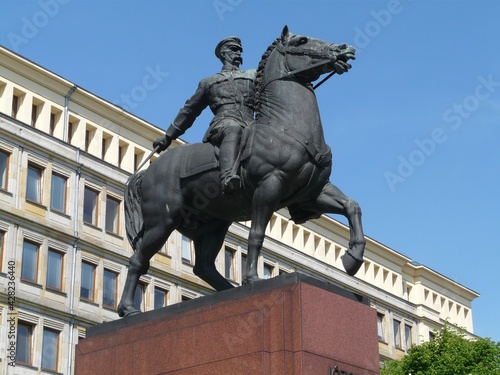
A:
[125, 170, 146, 252]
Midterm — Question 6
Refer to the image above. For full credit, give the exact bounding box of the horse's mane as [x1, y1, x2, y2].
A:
[254, 38, 281, 119]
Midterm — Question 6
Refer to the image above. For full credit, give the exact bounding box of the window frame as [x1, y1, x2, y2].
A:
[105, 195, 121, 234]
[393, 318, 402, 349]
[16, 322, 34, 365]
[21, 240, 39, 283]
[26, 163, 44, 204]
[41, 328, 59, 371]
[154, 287, 168, 310]
[181, 235, 192, 264]
[224, 247, 235, 280]
[0, 149, 9, 190]
[83, 186, 99, 226]
[80, 261, 96, 302]
[46, 249, 64, 291]
[377, 312, 385, 342]
[50, 172, 68, 213]
[103, 269, 118, 308]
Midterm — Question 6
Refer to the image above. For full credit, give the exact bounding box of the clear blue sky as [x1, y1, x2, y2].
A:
[1, 0, 499, 342]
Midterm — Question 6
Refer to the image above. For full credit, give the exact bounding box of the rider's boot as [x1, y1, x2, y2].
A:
[219, 130, 241, 194]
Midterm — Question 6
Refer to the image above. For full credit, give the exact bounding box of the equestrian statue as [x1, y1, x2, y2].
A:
[118, 26, 365, 317]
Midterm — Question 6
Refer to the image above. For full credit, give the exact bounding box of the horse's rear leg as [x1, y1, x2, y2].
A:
[192, 220, 234, 291]
[316, 182, 366, 276]
[118, 217, 174, 317]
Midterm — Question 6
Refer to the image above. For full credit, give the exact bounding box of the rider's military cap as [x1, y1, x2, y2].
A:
[215, 36, 242, 59]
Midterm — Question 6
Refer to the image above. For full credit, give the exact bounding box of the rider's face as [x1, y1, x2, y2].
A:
[221, 44, 243, 67]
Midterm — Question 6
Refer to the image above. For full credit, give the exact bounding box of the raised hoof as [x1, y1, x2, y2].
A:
[242, 275, 261, 285]
[341, 250, 364, 276]
[117, 304, 141, 318]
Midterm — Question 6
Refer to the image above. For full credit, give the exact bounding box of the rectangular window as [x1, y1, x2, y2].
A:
[134, 283, 145, 311]
[105, 196, 120, 234]
[0, 150, 8, 189]
[80, 261, 95, 301]
[42, 328, 59, 371]
[27, 164, 43, 203]
[263, 263, 273, 279]
[21, 241, 39, 282]
[31, 104, 38, 126]
[225, 248, 235, 280]
[16, 322, 33, 364]
[404, 324, 412, 350]
[154, 287, 167, 310]
[377, 313, 385, 341]
[393, 319, 402, 348]
[50, 173, 67, 212]
[103, 269, 117, 308]
[46, 249, 63, 290]
[181, 236, 192, 263]
[0, 231, 4, 269]
[83, 187, 99, 225]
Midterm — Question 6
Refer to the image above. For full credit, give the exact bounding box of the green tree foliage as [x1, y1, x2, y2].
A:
[381, 324, 500, 375]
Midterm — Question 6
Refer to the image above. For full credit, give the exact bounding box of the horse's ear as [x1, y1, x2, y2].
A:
[281, 25, 289, 41]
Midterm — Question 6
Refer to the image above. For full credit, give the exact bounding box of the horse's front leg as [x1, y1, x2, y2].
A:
[244, 175, 283, 284]
[315, 182, 366, 276]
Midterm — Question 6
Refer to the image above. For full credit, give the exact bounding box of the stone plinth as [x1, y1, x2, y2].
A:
[75, 273, 379, 375]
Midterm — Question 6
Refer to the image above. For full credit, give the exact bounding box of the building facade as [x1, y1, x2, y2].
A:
[0, 46, 479, 374]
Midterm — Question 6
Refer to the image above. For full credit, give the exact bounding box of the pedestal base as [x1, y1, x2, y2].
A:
[75, 273, 379, 374]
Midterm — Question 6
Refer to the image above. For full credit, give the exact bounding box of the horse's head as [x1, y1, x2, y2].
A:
[276, 25, 356, 83]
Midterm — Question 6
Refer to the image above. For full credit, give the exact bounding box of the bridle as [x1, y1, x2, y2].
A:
[263, 38, 338, 89]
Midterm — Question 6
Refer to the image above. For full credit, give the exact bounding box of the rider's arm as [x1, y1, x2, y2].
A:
[168, 79, 210, 139]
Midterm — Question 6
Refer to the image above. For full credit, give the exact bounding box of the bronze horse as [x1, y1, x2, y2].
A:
[118, 26, 365, 317]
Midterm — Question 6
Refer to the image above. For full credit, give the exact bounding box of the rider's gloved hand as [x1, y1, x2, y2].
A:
[153, 135, 172, 153]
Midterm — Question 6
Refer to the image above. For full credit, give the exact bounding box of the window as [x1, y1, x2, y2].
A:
[377, 313, 385, 341]
[263, 263, 273, 279]
[83, 187, 99, 225]
[42, 328, 59, 371]
[46, 249, 63, 290]
[0, 150, 8, 189]
[103, 269, 118, 308]
[16, 322, 33, 364]
[181, 236, 192, 263]
[134, 284, 145, 311]
[393, 319, 402, 348]
[404, 324, 412, 349]
[224, 248, 235, 279]
[50, 173, 67, 212]
[154, 287, 167, 309]
[429, 331, 436, 341]
[26, 164, 43, 203]
[105, 196, 120, 234]
[21, 241, 39, 282]
[0, 231, 4, 269]
[80, 262, 95, 301]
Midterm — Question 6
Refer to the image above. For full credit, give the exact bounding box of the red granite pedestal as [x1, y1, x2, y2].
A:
[75, 273, 379, 375]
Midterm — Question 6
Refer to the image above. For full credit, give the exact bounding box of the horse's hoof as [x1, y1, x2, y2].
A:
[243, 275, 262, 285]
[341, 250, 364, 276]
[117, 304, 141, 318]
